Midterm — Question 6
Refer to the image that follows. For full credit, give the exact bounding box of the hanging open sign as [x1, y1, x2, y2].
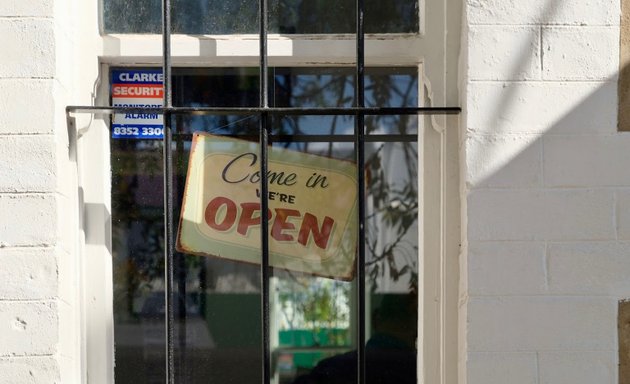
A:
[176, 133, 358, 280]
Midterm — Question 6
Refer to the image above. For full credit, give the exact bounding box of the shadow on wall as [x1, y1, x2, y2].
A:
[465, 0, 618, 183]
[466, 79, 618, 192]
[464, 0, 627, 382]
[465, 0, 620, 192]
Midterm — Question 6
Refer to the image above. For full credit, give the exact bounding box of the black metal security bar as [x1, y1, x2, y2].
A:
[65, 2, 463, 384]
[161, 0, 175, 381]
[66, 106, 461, 115]
[355, 0, 367, 383]
[259, 0, 271, 383]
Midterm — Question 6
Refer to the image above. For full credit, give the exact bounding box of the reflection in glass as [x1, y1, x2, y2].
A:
[281, 137, 419, 384]
[269, 133, 356, 384]
[112, 126, 264, 384]
[365, 140, 419, 291]
[272, 67, 418, 109]
[111, 67, 419, 384]
[363, 140, 419, 384]
[103, 0, 419, 34]
[112, 139, 167, 383]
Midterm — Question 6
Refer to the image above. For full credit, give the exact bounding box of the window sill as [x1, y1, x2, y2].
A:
[100, 34, 426, 66]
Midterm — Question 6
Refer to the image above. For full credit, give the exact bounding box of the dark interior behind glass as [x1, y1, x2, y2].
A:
[103, 0, 419, 34]
[111, 66, 419, 384]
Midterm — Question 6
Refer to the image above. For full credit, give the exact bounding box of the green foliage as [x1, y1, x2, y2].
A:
[277, 277, 350, 335]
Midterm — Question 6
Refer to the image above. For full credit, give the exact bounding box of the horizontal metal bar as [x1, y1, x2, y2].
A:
[169, 133, 419, 143]
[273, 347, 352, 353]
[66, 105, 461, 116]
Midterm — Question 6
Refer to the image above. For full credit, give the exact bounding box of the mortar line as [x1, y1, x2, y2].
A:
[536, 351, 540, 384]
[614, 191, 619, 241]
[541, 130, 546, 188]
[539, 25, 544, 80]
[543, 241, 550, 291]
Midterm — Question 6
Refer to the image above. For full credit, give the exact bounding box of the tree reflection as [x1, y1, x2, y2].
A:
[271, 67, 420, 292]
[104, 0, 418, 34]
[111, 67, 420, 383]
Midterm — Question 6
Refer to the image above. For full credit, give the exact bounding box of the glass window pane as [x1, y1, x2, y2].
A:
[269, 125, 357, 384]
[269, 0, 418, 34]
[271, 67, 418, 109]
[364, 68, 419, 109]
[171, 117, 263, 383]
[103, 0, 258, 34]
[111, 139, 167, 383]
[103, 0, 418, 34]
[111, 66, 420, 384]
[172, 67, 260, 136]
[174, 67, 260, 108]
[365, 139, 419, 384]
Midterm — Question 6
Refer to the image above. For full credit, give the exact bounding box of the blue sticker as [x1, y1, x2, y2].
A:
[111, 69, 164, 85]
[112, 124, 164, 139]
[111, 69, 164, 140]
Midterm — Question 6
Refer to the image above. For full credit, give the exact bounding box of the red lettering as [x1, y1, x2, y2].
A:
[271, 208, 301, 241]
[298, 213, 334, 250]
[204, 198, 335, 250]
[112, 84, 164, 98]
[204, 197, 237, 231]
[238, 202, 271, 236]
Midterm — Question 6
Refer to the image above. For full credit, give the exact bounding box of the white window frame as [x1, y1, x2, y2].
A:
[75, 0, 461, 383]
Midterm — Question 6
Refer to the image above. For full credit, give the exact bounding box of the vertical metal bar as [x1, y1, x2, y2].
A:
[355, 0, 366, 383]
[161, 0, 175, 381]
[259, 113, 271, 384]
[162, 2, 172, 109]
[260, 0, 268, 108]
[259, 0, 271, 384]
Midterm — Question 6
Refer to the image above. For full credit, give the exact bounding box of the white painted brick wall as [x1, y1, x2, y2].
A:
[467, 0, 619, 26]
[538, 351, 616, 384]
[468, 242, 547, 296]
[0, 135, 56, 193]
[0, 248, 57, 300]
[542, 27, 619, 81]
[0, 80, 55, 134]
[0, 195, 56, 247]
[468, 26, 541, 81]
[0, 1, 53, 17]
[0, 357, 60, 384]
[467, 353, 537, 384]
[616, 190, 630, 239]
[468, 297, 617, 351]
[468, 189, 615, 241]
[0, 301, 58, 356]
[0, 0, 85, 380]
[0, 19, 55, 78]
[463, 1, 623, 383]
[544, 135, 630, 187]
[467, 82, 617, 134]
[547, 242, 630, 296]
[465, 134, 542, 188]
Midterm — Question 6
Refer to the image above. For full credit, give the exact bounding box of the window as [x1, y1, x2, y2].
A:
[103, 0, 419, 34]
[69, 0, 460, 383]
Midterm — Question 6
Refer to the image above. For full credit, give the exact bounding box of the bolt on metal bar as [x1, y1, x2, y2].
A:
[259, 0, 272, 382]
[355, 0, 367, 383]
[161, 0, 175, 381]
